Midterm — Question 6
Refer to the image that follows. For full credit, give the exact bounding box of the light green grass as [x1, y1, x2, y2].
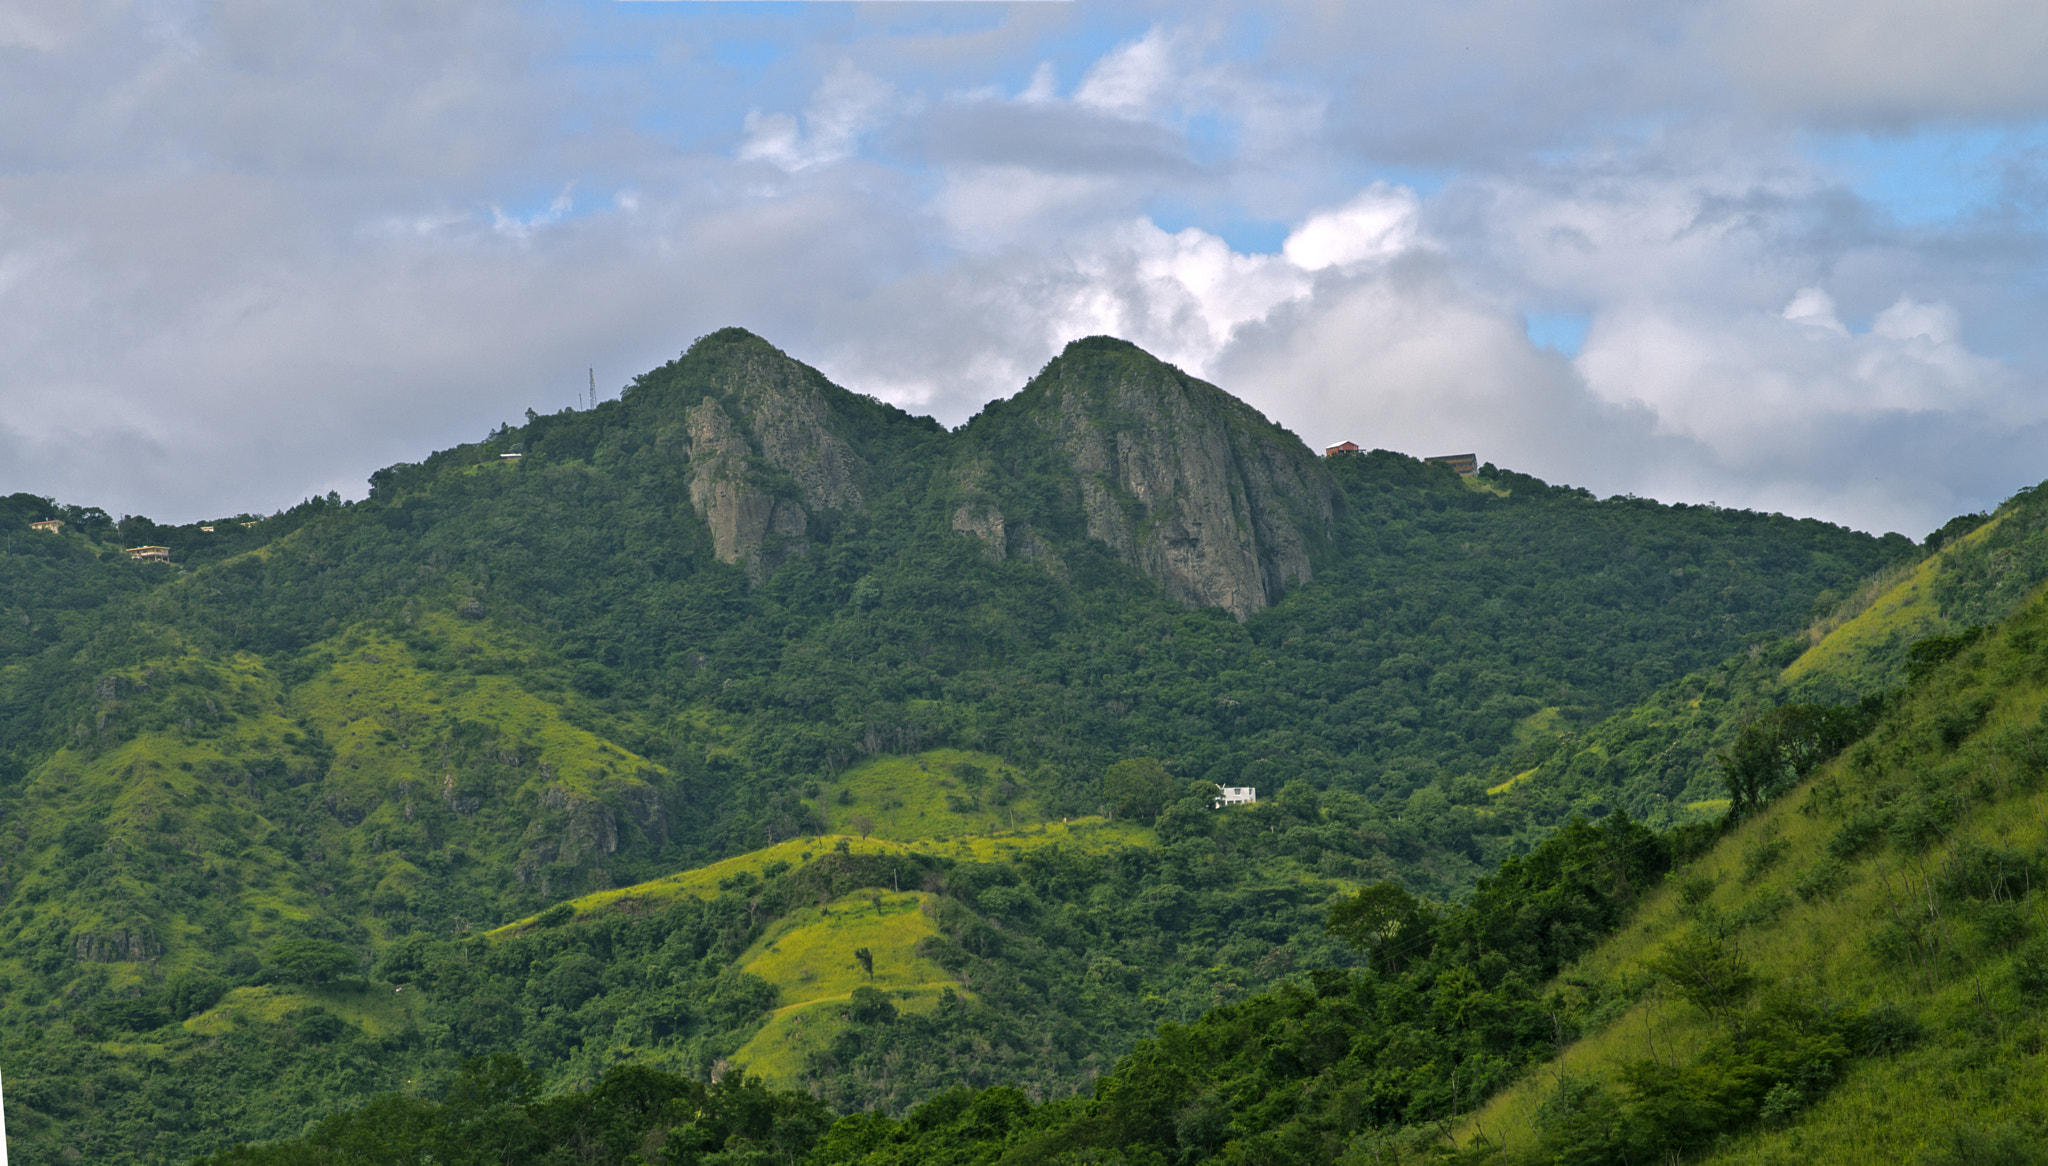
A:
[292, 613, 662, 808]
[1488, 768, 1539, 797]
[185, 980, 425, 1040]
[816, 748, 1047, 840]
[1782, 517, 2003, 688]
[1510, 706, 1566, 750]
[9, 644, 328, 989]
[1452, 665, 2048, 1161]
[730, 889, 961, 1085]
[489, 817, 1155, 935]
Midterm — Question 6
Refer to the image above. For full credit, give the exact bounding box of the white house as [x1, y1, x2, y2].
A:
[1212, 786, 1256, 809]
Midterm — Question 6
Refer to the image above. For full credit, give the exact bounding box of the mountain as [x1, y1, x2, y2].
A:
[0, 329, 1911, 1162]
[952, 336, 1336, 618]
[649, 484, 2048, 1166]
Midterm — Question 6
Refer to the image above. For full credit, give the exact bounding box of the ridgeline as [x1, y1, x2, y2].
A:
[5, 329, 2043, 1163]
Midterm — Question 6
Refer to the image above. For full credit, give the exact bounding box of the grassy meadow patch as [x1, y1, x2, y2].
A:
[731, 889, 961, 1085]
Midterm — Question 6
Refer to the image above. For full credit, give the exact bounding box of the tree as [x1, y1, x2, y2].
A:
[854, 946, 874, 980]
[850, 813, 876, 840]
[268, 938, 358, 986]
[1103, 758, 1178, 823]
[847, 986, 897, 1024]
[1327, 881, 1430, 974]
[1648, 930, 1757, 1021]
[1718, 703, 1874, 817]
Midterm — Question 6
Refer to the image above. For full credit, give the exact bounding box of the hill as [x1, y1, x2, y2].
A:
[724, 511, 2048, 1166]
[0, 328, 1913, 1161]
[1483, 475, 2048, 834]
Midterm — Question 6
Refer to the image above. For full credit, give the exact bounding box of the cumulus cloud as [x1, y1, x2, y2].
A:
[1, 0, 2046, 540]
[1701, 0, 2048, 123]
[740, 62, 897, 173]
[1283, 184, 1422, 271]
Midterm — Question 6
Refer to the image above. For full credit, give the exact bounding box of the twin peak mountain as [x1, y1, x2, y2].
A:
[630, 328, 1343, 619]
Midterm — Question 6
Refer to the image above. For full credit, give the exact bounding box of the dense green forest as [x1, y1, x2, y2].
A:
[218, 557, 2048, 1166]
[6, 329, 2045, 1163]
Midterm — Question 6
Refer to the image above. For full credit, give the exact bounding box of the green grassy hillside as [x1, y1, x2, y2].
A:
[1484, 477, 2048, 838]
[695, 572, 2048, 1165]
[0, 329, 1931, 1161]
[1449, 568, 2048, 1163]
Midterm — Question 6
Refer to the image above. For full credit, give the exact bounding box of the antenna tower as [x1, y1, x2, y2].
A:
[588, 368, 596, 410]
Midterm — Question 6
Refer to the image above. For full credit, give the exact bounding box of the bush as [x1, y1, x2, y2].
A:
[268, 938, 358, 985]
[164, 970, 229, 1019]
[1857, 1002, 1923, 1055]
[846, 986, 897, 1025]
[2015, 938, 2048, 998]
[296, 1011, 347, 1043]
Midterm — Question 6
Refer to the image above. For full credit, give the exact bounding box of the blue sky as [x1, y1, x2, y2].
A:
[3, 0, 2048, 538]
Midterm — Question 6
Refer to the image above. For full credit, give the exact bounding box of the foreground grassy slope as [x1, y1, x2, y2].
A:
[1486, 479, 2048, 834]
[1455, 577, 2048, 1163]
[1780, 515, 2003, 695]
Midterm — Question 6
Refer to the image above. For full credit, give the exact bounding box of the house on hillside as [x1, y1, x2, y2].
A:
[124, 545, 171, 563]
[1324, 441, 1361, 457]
[1211, 786, 1257, 809]
[1426, 452, 1478, 477]
[29, 519, 62, 533]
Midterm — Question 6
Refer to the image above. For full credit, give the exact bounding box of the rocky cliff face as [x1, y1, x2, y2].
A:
[664, 332, 870, 580]
[960, 338, 1336, 619]
[648, 330, 1332, 613]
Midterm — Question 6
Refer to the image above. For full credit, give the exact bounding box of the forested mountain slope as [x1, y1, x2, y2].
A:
[0, 329, 1909, 1162]
[1487, 475, 2048, 835]
[585, 513, 2048, 1166]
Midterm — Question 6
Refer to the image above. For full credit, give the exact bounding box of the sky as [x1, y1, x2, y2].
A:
[4, 1, 2048, 538]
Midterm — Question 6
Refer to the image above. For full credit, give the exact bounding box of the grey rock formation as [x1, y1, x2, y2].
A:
[676, 336, 868, 580]
[971, 339, 1335, 619]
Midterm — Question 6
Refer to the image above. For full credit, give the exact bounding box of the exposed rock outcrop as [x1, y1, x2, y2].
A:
[965, 337, 1336, 619]
[669, 331, 869, 580]
[74, 927, 162, 963]
[686, 397, 812, 577]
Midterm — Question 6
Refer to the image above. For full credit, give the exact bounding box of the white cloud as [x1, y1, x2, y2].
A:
[1046, 220, 1311, 374]
[1073, 27, 1178, 117]
[1783, 287, 1848, 334]
[3, 0, 2048, 543]
[739, 61, 896, 173]
[1282, 184, 1422, 271]
[1019, 61, 1058, 103]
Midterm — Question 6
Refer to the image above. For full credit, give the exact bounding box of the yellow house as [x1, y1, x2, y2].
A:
[124, 546, 171, 563]
[29, 519, 62, 532]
